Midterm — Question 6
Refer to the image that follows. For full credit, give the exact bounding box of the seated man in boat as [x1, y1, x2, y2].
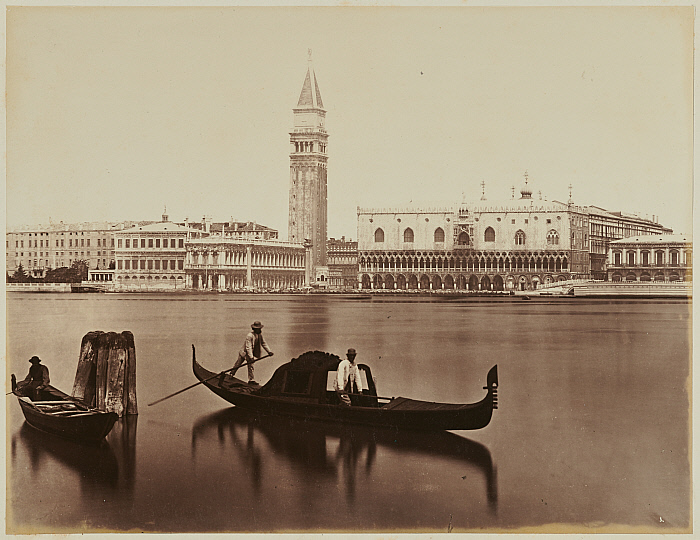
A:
[15, 356, 50, 400]
[231, 321, 274, 385]
[334, 348, 363, 406]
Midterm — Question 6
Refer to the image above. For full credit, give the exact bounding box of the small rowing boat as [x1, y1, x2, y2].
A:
[11, 375, 118, 442]
[193, 346, 498, 431]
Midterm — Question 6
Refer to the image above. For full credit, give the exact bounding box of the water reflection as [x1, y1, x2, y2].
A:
[11, 415, 138, 500]
[192, 407, 497, 512]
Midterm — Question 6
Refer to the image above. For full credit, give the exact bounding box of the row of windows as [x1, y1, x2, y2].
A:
[117, 238, 183, 249]
[613, 250, 682, 266]
[375, 227, 563, 246]
[117, 259, 184, 270]
[11, 238, 113, 249]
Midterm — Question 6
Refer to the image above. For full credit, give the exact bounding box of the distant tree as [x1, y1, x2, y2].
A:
[12, 263, 28, 283]
[44, 267, 73, 283]
[71, 259, 89, 282]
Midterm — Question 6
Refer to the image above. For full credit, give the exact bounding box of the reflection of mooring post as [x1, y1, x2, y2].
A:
[304, 238, 313, 286]
[72, 331, 138, 417]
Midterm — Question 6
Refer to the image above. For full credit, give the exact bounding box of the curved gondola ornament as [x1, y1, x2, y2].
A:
[192, 345, 498, 431]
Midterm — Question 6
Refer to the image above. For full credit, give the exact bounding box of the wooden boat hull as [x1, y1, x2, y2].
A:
[12, 380, 118, 442]
[193, 349, 498, 431]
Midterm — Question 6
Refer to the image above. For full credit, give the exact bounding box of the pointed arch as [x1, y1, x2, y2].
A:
[484, 227, 495, 242]
[514, 229, 526, 245]
[434, 228, 445, 242]
[374, 228, 384, 243]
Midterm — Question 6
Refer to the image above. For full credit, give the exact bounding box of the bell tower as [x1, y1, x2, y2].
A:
[288, 50, 328, 275]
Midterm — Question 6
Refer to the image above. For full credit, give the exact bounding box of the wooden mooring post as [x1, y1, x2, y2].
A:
[71, 331, 138, 416]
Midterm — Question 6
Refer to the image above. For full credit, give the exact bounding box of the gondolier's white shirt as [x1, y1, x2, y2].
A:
[335, 359, 363, 393]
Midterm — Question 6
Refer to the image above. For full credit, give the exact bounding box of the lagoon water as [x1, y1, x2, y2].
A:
[5, 292, 691, 533]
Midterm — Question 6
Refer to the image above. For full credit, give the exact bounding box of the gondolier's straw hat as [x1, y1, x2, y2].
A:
[29, 356, 41, 364]
[251, 321, 264, 329]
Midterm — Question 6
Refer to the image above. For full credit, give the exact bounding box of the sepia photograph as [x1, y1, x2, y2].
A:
[4, 2, 694, 537]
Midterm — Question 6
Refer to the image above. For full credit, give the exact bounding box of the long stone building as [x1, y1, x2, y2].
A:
[357, 180, 590, 291]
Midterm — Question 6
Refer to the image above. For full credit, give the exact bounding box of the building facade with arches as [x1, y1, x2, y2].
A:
[186, 237, 308, 291]
[607, 234, 692, 283]
[357, 184, 590, 291]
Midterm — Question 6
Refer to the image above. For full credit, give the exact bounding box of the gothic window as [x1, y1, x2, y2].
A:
[655, 251, 664, 265]
[670, 250, 679, 265]
[484, 227, 495, 242]
[403, 228, 414, 243]
[514, 230, 526, 245]
[546, 229, 559, 245]
[374, 228, 385, 243]
[434, 228, 445, 242]
[458, 231, 470, 245]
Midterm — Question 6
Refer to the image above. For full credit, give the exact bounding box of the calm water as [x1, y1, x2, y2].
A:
[5, 292, 691, 533]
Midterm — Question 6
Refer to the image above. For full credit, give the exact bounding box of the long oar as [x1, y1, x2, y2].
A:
[148, 354, 272, 407]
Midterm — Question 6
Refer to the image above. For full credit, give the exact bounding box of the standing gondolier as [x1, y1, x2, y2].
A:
[231, 321, 273, 385]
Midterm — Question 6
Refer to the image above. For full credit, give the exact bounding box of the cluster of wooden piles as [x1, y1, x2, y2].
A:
[71, 331, 138, 417]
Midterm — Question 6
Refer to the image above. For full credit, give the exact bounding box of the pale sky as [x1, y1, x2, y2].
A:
[6, 5, 694, 239]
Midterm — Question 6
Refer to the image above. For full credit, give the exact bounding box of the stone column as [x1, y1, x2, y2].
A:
[246, 245, 253, 287]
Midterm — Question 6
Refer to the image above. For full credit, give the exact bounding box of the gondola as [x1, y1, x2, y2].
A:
[11, 375, 119, 442]
[192, 346, 498, 431]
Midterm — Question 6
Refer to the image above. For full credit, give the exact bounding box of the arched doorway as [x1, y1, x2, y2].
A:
[531, 276, 540, 289]
[397, 274, 407, 290]
[432, 275, 442, 290]
[612, 272, 622, 282]
[457, 275, 467, 290]
[420, 274, 431, 290]
[493, 275, 504, 291]
[625, 273, 637, 282]
[408, 274, 418, 289]
[518, 276, 528, 291]
[444, 275, 454, 289]
[361, 274, 371, 289]
[480, 275, 491, 291]
[373, 274, 384, 289]
[468, 275, 479, 290]
[384, 274, 395, 289]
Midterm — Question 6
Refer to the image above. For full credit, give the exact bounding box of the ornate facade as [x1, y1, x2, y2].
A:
[113, 221, 198, 290]
[357, 181, 590, 291]
[288, 52, 328, 278]
[607, 234, 692, 282]
[186, 237, 307, 291]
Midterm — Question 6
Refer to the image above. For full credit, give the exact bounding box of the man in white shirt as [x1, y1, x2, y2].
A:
[334, 348, 362, 406]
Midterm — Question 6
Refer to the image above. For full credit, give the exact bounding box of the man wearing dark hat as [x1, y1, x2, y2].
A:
[16, 356, 50, 400]
[334, 348, 363, 406]
[231, 321, 273, 385]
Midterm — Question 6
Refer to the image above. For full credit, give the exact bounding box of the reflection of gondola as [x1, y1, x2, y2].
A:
[192, 407, 498, 509]
[13, 423, 119, 489]
[193, 347, 498, 431]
